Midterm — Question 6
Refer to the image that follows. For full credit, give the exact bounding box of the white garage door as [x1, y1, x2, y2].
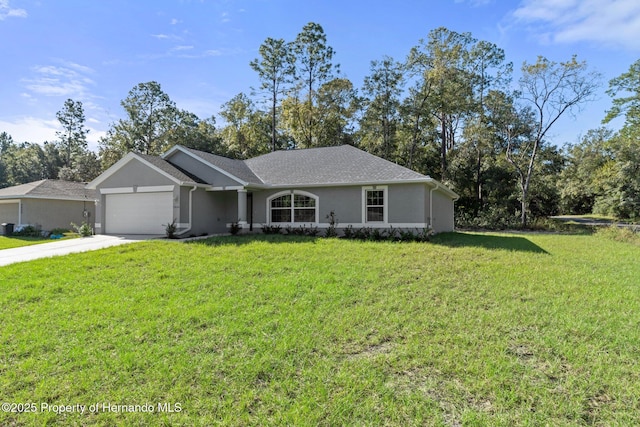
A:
[105, 192, 173, 234]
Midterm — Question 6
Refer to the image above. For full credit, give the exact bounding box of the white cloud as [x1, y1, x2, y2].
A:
[0, 117, 59, 144]
[0, 0, 27, 20]
[512, 0, 640, 51]
[151, 32, 184, 43]
[0, 116, 106, 151]
[22, 61, 95, 98]
[170, 45, 194, 52]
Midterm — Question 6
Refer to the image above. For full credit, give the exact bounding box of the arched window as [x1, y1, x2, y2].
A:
[268, 191, 318, 223]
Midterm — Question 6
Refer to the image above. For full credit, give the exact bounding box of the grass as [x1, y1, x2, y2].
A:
[0, 235, 73, 250]
[1, 232, 639, 426]
[0, 236, 45, 250]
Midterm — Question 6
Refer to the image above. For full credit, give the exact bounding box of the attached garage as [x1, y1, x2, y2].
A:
[87, 153, 205, 236]
[105, 190, 173, 235]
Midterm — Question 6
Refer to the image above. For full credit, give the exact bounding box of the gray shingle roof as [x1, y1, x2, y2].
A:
[0, 179, 97, 200]
[180, 147, 263, 185]
[244, 145, 428, 186]
[136, 153, 206, 184]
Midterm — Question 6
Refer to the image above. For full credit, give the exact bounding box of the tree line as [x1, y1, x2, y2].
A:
[1, 23, 638, 226]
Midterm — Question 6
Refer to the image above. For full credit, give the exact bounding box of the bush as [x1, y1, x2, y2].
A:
[342, 225, 354, 239]
[282, 225, 319, 237]
[164, 219, 178, 239]
[340, 226, 433, 243]
[229, 221, 241, 235]
[71, 221, 93, 237]
[13, 225, 43, 238]
[456, 206, 521, 230]
[324, 211, 339, 238]
[261, 224, 282, 235]
[596, 225, 640, 245]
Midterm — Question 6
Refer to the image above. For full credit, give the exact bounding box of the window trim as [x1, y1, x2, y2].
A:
[362, 186, 388, 223]
[266, 190, 319, 224]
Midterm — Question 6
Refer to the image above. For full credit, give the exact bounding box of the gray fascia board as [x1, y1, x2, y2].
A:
[251, 178, 433, 189]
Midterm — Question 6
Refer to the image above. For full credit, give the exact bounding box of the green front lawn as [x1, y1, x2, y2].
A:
[0, 233, 78, 250]
[1, 232, 639, 425]
[0, 236, 67, 250]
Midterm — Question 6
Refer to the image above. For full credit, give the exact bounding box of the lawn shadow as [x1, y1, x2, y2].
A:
[432, 232, 549, 254]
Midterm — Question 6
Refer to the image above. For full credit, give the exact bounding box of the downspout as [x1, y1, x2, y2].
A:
[18, 200, 22, 227]
[429, 182, 439, 231]
[177, 185, 198, 237]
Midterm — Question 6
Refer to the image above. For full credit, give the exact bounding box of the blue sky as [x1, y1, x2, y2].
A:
[1, 0, 639, 151]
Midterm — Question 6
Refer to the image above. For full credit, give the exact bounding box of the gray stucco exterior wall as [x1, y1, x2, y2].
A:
[187, 189, 238, 235]
[20, 199, 95, 231]
[247, 183, 451, 230]
[0, 202, 19, 225]
[429, 189, 455, 233]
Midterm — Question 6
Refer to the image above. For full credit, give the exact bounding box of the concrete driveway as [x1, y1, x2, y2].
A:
[0, 235, 159, 267]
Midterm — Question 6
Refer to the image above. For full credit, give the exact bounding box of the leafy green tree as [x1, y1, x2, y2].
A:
[77, 151, 102, 182]
[42, 142, 64, 180]
[0, 132, 15, 187]
[56, 98, 89, 169]
[250, 37, 294, 151]
[508, 55, 600, 226]
[0, 131, 13, 154]
[406, 27, 476, 181]
[603, 59, 640, 127]
[598, 61, 640, 219]
[464, 41, 512, 214]
[99, 81, 220, 168]
[558, 128, 614, 214]
[1, 143, 48, 185]
[358, 57, 404, 161]
[315, 78, 359, 146]
[219, 93, 271, 159]
[592, 129, 640, 219]
[396, 78, 438, 174]
[289, 22, 338, 147]
[99, 81, 179, 167]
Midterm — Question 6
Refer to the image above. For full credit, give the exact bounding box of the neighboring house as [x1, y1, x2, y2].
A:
[87, 145, 458, 236]
[0, 179, 97, 231]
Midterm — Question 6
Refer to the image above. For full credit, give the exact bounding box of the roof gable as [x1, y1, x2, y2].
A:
[87, 152, 203, 189]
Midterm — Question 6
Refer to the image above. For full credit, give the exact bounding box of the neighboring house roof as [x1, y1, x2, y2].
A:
[244, 144, 429, 186]
[0, 179, 97, 201]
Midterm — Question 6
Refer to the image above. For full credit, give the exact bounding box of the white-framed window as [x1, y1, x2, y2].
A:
[267, 190, 319, 224]
[362, 186, 388, 223]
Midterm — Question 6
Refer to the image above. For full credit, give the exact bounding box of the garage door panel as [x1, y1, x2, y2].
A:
[105, 192, 172, 234]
